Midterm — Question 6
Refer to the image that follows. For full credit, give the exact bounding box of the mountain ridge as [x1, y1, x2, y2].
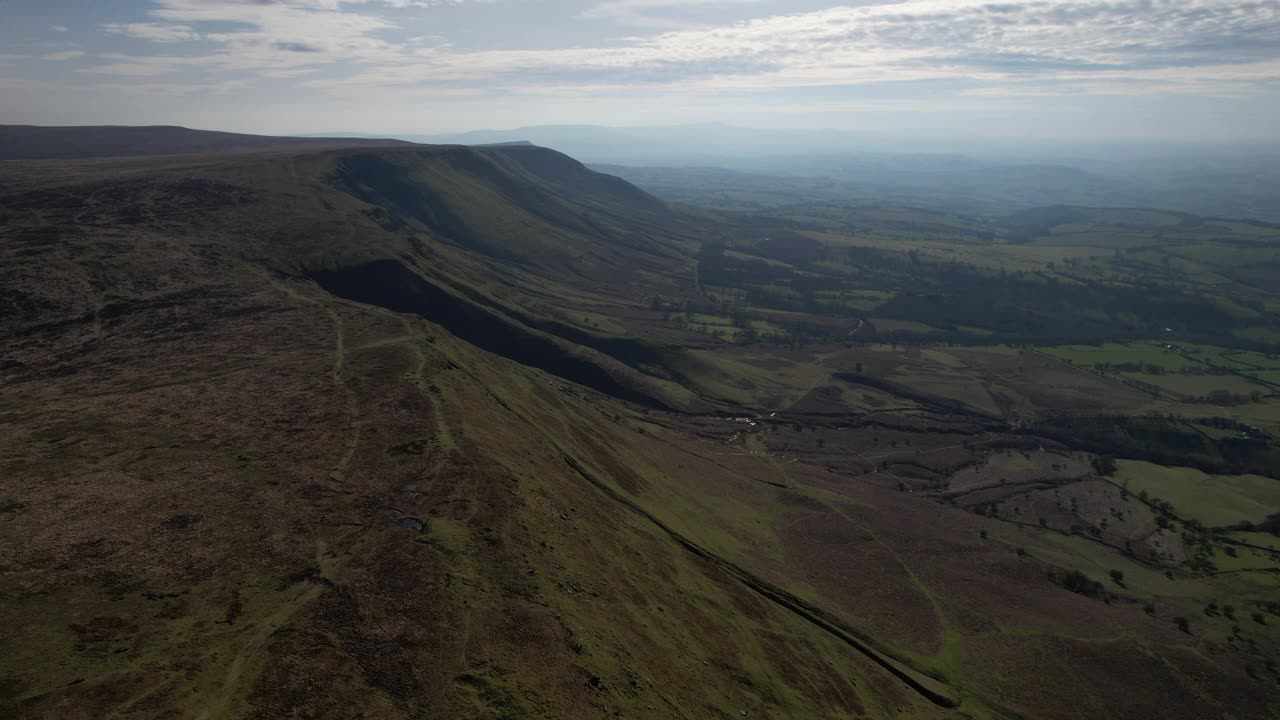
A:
[0, 124, 413, 161]
[2, 125, 1278, 720]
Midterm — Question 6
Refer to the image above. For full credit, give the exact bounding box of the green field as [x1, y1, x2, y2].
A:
[1040, 342, 1203, 372]
[1115, 460, 1280, 527]
[1128, 372, 1268, 400]
[1040, 342, 1280, 420]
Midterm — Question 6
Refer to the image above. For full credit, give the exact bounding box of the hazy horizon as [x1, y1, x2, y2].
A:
[3, 1, 1280, 147]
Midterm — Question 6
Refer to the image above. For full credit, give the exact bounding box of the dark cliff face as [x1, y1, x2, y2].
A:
[309, 259, 670, 409]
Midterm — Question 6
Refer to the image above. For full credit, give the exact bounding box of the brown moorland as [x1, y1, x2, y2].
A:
[1, 128, 1277, 720]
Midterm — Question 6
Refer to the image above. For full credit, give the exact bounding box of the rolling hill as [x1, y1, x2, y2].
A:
[2, 126, 1278, 720]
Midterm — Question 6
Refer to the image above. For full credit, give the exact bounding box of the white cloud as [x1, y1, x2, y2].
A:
[79, 53, 212, 76]
[42, 50, 86, 61]
[99, 79, 253, 95]
[50, 25, 69, 33]
[585, 0, 761, 12]
[291, 0, 1280, 96]
[65, 0, 1280, 106]
[146, 0, 403, 65]
[104, 23, 201, 43]
[582, 0, 765, 27]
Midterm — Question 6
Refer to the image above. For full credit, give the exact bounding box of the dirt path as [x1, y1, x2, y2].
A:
[196, 582, 324, 720]
[249, 266, 363, 487]
[325, 306, 362, 485]
[396, 317, 456, 450]
[195, 268, 370, 718]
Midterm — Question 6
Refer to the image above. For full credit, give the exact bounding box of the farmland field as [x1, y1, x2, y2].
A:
[1114, 461, 1280, 528]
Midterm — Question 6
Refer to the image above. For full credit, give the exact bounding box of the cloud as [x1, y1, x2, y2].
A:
[144, 0, 402, 65]
[585, 0, 761, 13]
[51, 26, 69, 33]
[93, 79, 253, 95]
[271, 41, 324, 53]
[104, 22, 201, 43]
[80, 0, 1280, 103]
[582, 0, 765, 27]
[42, 51, 86, 61]
[259, 67, 323, 78]
[80, 63, 183, 77]
[90, 1, 411, 80]
[302, 0, 1280, 95]
[79, 53, 212, 76]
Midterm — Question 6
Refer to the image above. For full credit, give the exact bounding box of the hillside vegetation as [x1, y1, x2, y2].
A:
[1, 129, 1278, 720]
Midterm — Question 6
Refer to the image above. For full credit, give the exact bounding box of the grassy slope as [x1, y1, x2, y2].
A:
[0, 144, 951, 719]
[2, 141, 1278, 719]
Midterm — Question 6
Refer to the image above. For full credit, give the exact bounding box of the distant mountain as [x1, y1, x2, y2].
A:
[408, 123, 1280, 221]
[467, 140, 536, 147]
[406, 123, 881, 165]
[0, 124, 411, 160]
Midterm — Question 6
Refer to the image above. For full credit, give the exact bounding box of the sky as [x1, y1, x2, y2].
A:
[2, 0, 1279, 145]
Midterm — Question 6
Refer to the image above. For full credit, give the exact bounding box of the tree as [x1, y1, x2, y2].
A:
[1109, 569, 1125, 586]
[979, 530, 988, 540]
[1091, 454, 1118, 476]
[855, 362, 864, 373]
[1174, 616, 1190, 633]
[1058, 570, 1103, 598]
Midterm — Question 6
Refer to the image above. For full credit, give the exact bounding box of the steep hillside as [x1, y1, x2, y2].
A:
[0, 143, 712, 409]
[2, 136, 1277, 720]
[0, 141, 947, 719]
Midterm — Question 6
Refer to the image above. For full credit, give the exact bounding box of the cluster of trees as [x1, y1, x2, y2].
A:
[1033, 415, 1280, 477]
[1090, 454, 1118, 476]
[696, 234, 1266, 350]
[1198, 389, 1265, 406]
[1053, 569, 1105, 599]
[1197, 416, 1267, 434]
